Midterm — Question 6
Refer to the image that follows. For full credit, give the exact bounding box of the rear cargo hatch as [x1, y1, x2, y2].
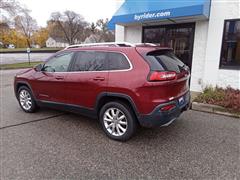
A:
[137, 47, 190, 102]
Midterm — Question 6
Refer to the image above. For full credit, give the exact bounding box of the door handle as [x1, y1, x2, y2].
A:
[93, 77, 105, 81]
[55, 76, 64, 80]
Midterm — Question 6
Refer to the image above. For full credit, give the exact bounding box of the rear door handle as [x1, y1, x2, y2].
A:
[55, 76, 64, 80]
[93, 77, 105, 81]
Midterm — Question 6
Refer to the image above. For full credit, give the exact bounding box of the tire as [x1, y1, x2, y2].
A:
[99, 101, 137, 141]
[17, 86, 38, 113]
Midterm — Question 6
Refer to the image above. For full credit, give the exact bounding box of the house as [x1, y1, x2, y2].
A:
[84, 34, 103, 44]
[46, 37, 69, 48]
[109, 0, 240, 92]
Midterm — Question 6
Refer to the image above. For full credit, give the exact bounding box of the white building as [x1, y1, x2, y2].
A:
[84, 34, 102, 44]
[109, 0, 240, 92]
[46, 37, 69, 48]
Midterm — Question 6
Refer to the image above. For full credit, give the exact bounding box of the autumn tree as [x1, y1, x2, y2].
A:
[49, 11, 88, 44]
[32, 28, 49, 47]
[1, 29, 28, 48]
[14, 10, 38, 47]
[0, 22, 10, 46]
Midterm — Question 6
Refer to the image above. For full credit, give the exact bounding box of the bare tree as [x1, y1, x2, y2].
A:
[50, 11, 88, 44]
[0, 0, 22, 16]
[96, 18, 114, 42]
[96, 19, 108, 34]
[90, 22, 97, 33]
[47, 19, 65, 39]
[14, 10, 38, 47]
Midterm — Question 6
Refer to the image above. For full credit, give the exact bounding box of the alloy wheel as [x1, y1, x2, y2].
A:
[103, 108, 128, 137]
[19, 89, 32, 111]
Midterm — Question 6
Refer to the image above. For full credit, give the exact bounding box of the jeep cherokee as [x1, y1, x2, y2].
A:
[14, 42, 190, 141]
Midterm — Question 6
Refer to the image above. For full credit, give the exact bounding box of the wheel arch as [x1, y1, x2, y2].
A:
[95, 92, 140, 120]
[15, 81, 35, 99]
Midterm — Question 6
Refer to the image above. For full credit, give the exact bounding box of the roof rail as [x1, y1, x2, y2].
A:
[135, 43, 159, 47]
[65, 42, 135, 49]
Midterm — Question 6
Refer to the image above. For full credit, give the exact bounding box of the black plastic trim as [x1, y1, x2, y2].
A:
[15, 81, 35, 99]
[95, 92, 140, 117]
[37, 100, 97, 119]
[138, 92, 190, 127]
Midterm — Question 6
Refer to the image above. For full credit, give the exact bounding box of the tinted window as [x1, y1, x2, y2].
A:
[220, 19, 240, 69]
[43, 52, 74, 72]
[108, 52, 130, 70]
[144, 50, 188, 73]
[72, 51, 108, 71]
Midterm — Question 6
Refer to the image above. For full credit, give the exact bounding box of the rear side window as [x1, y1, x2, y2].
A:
[108, 52, 131, 70]
[71, 51, 131, 71]
[71, 51, 108, 71]
[143, 50, 187, 73]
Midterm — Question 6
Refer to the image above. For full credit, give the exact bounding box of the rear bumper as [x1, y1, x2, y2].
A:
[138, 92, 190, 127]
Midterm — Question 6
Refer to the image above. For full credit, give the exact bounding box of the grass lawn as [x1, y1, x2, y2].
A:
[0, 48, 62, 53]
[0, 61, 42, 70]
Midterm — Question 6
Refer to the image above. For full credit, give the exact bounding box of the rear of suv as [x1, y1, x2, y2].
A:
[14, 42, 190, 141]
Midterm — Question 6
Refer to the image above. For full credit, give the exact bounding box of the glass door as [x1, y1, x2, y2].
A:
[143, 23, 195, 70]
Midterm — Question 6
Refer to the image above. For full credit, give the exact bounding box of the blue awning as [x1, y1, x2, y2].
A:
[108, 0, 211, 30]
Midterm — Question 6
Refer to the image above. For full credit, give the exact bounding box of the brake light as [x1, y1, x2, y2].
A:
[149, 71, 177, 81]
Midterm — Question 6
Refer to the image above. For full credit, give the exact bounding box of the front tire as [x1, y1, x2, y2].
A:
[18, 86, 38, 113]
[99, 102, 137, 141]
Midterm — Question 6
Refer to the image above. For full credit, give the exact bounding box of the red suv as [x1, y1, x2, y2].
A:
[14, 43, 190, 141]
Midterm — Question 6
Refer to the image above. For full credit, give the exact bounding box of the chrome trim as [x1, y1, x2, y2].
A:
[65, 42, 135, 49]
[42, 50, 133, 74]
[161, 118, 176, 127]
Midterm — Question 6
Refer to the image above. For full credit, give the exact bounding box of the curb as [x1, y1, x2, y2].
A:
[191, 102, 240, 119]
[0, 49, 60, 54]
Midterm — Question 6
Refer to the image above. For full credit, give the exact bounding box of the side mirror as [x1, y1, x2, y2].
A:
[34, 64, 43, 72]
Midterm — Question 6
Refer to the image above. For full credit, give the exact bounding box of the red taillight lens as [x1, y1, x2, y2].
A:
[149, 71, 177, 81]
[161, 104, 176, 111]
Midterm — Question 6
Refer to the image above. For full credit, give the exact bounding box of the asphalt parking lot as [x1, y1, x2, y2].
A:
[0, 69, 239, 179]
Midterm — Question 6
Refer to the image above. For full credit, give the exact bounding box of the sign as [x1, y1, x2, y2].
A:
[108, 0, 211, 30]
[26, 48, 31, 65]
[27, 48, 31, 53]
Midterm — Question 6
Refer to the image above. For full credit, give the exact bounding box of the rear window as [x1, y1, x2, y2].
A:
[108, 52, 131, 70]
[70, 51, 131, 72]
[143, 50, 187, 73]
[71, 51, 108, 71]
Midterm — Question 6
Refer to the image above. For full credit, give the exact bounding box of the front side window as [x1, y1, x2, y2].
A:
[43, 52, 74, 72]
[220, 19, 240, 69]
[71, 51, 108, 71]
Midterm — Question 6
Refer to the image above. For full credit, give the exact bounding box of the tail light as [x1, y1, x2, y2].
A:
[148, 71, 177, 81]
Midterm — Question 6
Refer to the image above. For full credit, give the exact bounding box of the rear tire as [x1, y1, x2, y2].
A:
[99, 101, 137, 141]
[17, 86, 38, 113]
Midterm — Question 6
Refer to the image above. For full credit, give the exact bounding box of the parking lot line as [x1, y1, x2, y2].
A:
[0, 113, 66, 130]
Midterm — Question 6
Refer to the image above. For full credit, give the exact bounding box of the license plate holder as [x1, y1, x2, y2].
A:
[178, 96, 185, 106]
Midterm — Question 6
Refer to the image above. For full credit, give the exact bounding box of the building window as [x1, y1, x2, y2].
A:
[220, 19, 240, 70]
